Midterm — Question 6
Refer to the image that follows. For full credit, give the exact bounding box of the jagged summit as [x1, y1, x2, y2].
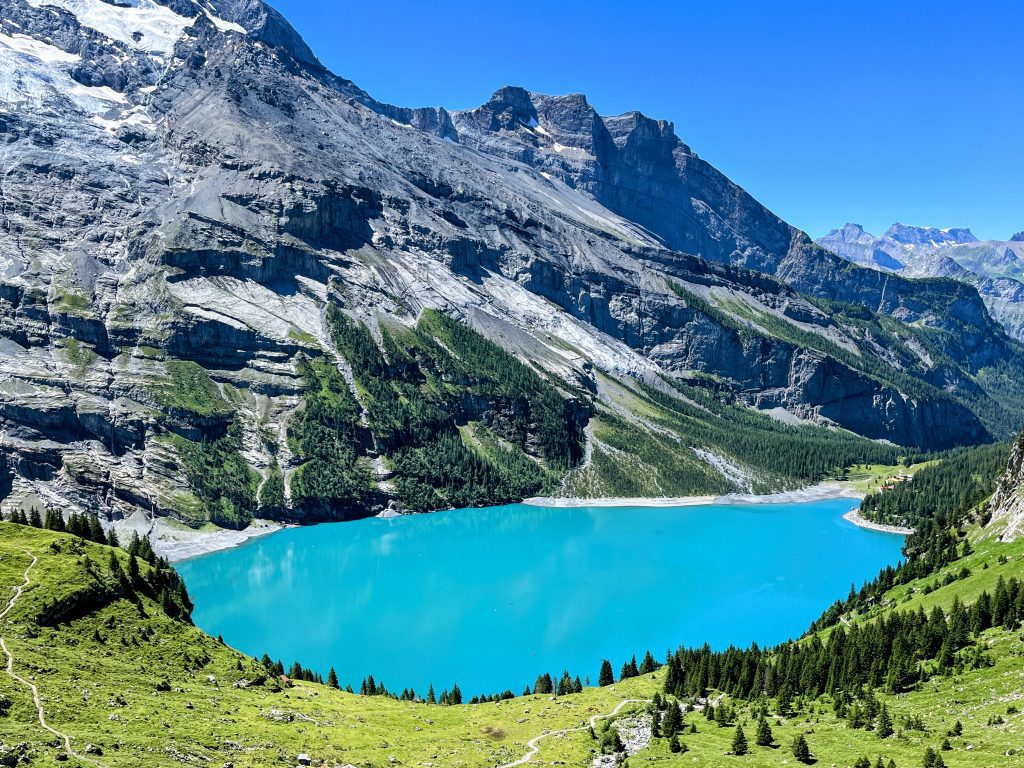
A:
[884, 222, 978, 246]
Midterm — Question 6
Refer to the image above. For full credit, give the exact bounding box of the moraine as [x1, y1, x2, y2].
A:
[176, 498, 904, 696]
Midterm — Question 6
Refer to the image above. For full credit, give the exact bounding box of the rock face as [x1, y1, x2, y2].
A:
[0, 0, 1022, 533]
[818, 223, 1024, 341]
[988, 432, 1024, 542]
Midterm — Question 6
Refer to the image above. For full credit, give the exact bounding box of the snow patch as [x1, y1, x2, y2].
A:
[89, 107, 153, 132]
[69, 82, 126, 103]
[27, 0, 193, 56]
[0, 30, 80, 63]
[0, 31, 81, 105]
[202, 8, 246, 34]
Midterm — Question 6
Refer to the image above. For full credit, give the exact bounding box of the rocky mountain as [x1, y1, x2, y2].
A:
[989, 430, 1024, 542]
[818, 223, 1024, 340]
[2, 0, 1024, 540]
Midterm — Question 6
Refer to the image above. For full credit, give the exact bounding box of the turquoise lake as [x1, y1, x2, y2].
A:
[177, 498, 904, 695]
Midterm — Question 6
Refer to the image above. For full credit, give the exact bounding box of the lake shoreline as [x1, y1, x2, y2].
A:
[524, 481, 863, 509]
[841, 509, 915, 536]
[162, 481, 873, 562]
[153, 518, 290, 563]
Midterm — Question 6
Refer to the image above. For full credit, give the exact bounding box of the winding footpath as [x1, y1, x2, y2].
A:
[496, 697, 651, 768]
[0, 548, 100, 766]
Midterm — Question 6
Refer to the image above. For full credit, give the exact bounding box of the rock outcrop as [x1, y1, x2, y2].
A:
[988, 432, 1024, 542]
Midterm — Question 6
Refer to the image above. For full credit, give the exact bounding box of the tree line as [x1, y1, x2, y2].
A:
[860, 442, 1010, 528]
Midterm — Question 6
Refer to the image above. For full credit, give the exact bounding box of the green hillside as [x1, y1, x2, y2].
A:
[1, 503, 1022, 766]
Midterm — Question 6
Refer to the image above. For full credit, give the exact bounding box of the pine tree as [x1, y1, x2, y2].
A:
[669, 734, 682, 753]
[877, 703, 894, 739]
[598, 659, 614, 686]
[88, 515, 104, 543]
[661, 701, 682, 737]
[639, 650, 658, 674]
[620, 659, 634, 680]
[108, 551, 125, 582]
[776, 684, 793, 715]
[44, 508, 66, 532]
[731, 724, 748, 756]
[557, 671, 574, 696]
[127, 554, 140, 585]
[327, 667, 339, 689]
[28, 508, 42, 528]
[106, 527, 120, 547]
[923, 747, 937, 768]
[451, 683, 462, 705]
[716, 702, 729, 727]
[792, 734, 811, 763]
[426, 684, 436, 704]
[755, 713, 773, 746]
[534, 673, 553, 694]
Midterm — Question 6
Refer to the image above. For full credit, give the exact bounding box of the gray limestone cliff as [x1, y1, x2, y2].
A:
[1, 0, 1022, 535]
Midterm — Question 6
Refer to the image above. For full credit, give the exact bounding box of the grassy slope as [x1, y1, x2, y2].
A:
[1, 520, 1022, 767]
[626, 535, 1024, 767]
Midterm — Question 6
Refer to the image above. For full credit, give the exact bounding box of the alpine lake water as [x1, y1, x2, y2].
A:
[177, 498, 905, 696]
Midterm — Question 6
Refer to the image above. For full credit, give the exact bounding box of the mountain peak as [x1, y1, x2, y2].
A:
[883, 223, 978, 246]
[820, 223, 874, 243]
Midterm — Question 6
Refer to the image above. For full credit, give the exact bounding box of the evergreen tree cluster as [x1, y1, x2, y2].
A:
[810, 441, 1010, 633]
[664, 581, 1018, 711]
[860, 442, 1010, 528]
[649, 378, 909, 486]
[171, 419, 258, 528]
[288, 355, 373, 514]
[323, 305, 584, 512]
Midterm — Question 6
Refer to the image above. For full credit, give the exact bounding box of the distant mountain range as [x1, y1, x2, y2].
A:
[817, 224, 1024, 340]
[2, 0, 1024, 533]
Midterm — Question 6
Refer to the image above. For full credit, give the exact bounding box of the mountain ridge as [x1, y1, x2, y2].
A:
[818, 222, 1024, 341]
[1, 0, 1023, 540]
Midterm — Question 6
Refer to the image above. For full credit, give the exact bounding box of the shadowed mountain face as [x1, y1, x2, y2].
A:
[818, 223, 1024, 341]
[1, 0, 1022, 531]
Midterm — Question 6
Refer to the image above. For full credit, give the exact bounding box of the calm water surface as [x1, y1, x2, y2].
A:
[177, 498, 903, 694]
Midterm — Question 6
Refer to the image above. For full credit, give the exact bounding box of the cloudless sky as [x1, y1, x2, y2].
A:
[271, 0, 1022, 240]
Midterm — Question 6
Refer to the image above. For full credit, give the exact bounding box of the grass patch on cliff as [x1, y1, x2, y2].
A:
[57, 337, 97, 371]
[151, 360, 234, 419]
[50, 288, 93, 316]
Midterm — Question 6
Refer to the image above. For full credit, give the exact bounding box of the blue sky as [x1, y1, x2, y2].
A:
[272, 0, 1022, 240]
